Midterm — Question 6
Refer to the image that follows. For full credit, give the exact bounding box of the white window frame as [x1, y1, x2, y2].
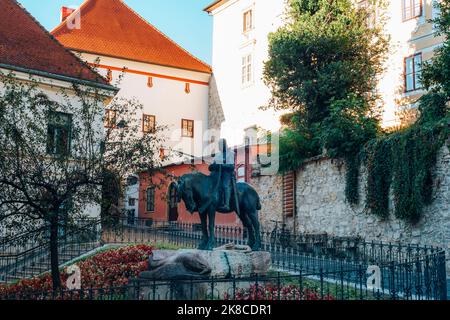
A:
[243, 8, 253, 33]
[402, 0, 423, 22]
[404, 53, 423, 92]
[241, 53, 253, 87]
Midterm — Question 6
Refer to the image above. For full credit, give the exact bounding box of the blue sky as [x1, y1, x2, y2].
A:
[18, 0, 213, 64]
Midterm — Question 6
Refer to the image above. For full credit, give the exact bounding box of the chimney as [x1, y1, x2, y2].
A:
[61, 6, 76, 22]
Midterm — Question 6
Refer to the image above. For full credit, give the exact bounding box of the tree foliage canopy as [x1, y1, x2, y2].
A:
[0, 71, 168, 288]
[264, 0, 388, 202]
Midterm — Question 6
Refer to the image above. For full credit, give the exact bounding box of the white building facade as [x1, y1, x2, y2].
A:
[53, 0, 213, 161]
[0, 0, 117, 225]
[52, 0, 214, 219]
[206, 0, 287, 146]
[206, 0, 445, 134]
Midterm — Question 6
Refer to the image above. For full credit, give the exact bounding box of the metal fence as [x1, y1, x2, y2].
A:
[0, 219, 101, 283]
[104, 219, 444, 268]
[0, 266, 446, 301]
[0, 217, 447, 300]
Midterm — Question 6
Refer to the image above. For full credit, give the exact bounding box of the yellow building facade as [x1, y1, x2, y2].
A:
[361, 0, 445, 127]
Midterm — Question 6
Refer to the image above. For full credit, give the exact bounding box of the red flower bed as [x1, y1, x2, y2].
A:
[224, 284, 335, 301]
[0, 244, 152, 297]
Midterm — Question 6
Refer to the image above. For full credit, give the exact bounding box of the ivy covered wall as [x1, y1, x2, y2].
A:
[252, 144, 449, 272]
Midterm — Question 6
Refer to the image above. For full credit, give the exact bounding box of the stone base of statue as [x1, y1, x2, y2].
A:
[130, 244, 271, 300]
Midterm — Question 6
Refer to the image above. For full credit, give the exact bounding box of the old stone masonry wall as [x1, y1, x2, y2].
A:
[252, 173, 283, 231]
[252, 145, 449, 270]
[293, 145, 449, 249]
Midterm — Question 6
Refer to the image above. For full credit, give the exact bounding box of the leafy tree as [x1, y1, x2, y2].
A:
[263, 0, 388, 204]
[0, 72, 168, 289]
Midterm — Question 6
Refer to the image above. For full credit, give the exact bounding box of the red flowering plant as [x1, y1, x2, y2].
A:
[224, 284, 335, 301]
[0, 244, 152, 298]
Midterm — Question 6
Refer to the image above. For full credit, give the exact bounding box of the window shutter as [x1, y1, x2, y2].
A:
[283, 171, 296, 217]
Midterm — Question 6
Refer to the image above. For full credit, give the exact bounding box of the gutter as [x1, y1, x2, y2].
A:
[203, 0, 229, 13]
[0, 63, 119, 93]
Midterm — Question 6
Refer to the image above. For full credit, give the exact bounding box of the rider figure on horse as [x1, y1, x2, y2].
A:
[212, 138, 235, 212]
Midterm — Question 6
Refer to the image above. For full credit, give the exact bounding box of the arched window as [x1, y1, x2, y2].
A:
[168, 183, 178, 222]
[146, 186, 155, 212]
[127, 175, 138, 186]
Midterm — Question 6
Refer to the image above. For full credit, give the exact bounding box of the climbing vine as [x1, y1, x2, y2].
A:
[365, 138, 393, 219]
[364, 92, 448, 222]
[363, 0, 450, 222]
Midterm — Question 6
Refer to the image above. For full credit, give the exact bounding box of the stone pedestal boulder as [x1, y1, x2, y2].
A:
[132, 245, 271, 300]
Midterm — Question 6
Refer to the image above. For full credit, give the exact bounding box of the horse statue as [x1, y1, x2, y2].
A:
[176, 163, 262, 251]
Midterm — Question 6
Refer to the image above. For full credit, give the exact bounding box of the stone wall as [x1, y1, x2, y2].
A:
[291, 145, 449, 248]
[251, 174, 283, 231]
[251, 145, 450, 271]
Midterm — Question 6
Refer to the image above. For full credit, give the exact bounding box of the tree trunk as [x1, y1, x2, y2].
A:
[49, 215, 62, 290]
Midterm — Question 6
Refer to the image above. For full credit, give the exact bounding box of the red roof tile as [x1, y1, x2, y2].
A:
[52, 0, 212, 74]
[0, 0, 108, 85]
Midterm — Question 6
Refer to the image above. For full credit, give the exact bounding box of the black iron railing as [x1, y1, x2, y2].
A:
[98, 218, 448, 300]
[0, 265, 446, 301]
[104, 218, 443, 266]
[0, 219, 102, 283]
[0, 217, 447, 300]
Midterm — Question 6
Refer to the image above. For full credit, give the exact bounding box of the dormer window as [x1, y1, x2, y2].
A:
[243, 9, 253, 33]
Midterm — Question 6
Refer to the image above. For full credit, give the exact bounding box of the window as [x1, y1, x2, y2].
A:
[181, 119, 194, 138]
[128, 198, 136, 207]
[146, 187, 155, 212]
[402, 0, 422, 21]
[243, 9, 253, 32]
[104, 109, 117, 128]
[127, 176, 138, 186]
[47, 112, 72, 156]
[106, 69, 113, 83]
[241, 54, 253, 85]
[405, 53, 422, 92]
[237, 166, 246, 183]
[142, 114, 156, 133]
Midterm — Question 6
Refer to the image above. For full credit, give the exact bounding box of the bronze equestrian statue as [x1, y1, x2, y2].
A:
[176, 139, 262, 251]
